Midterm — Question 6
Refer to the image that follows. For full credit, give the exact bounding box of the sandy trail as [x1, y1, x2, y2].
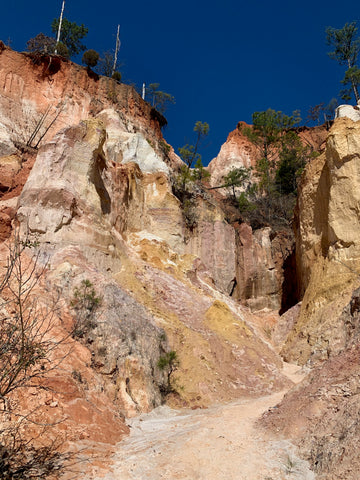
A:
[90, 363, 314, 480]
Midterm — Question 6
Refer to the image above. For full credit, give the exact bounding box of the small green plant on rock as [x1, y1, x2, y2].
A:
[157, 350, 179, 395]
[112, 71, 122, 82]
[283, 454, 298, 475]
[71, 279, 101, 338]
[192, 158, 210, 183]
[183, 198, 198, 230]
[159, 139, 171, 156]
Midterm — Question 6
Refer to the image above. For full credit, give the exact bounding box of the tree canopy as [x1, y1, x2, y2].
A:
[179, 121, 209, 169]
[51, 17, 88, 57]
[26, 33, 56, 53]
[222, 167, 251, 200]
[326, 22, 360, 103]
[82, 49, 99, 68]
[241, 109, 301, 195]
[306, 98, 338, 126]
[238, 109, 312, 226]
[146, 83, 175, 114]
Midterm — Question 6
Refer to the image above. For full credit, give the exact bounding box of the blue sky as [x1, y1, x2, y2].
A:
[1, 1, 359, 164]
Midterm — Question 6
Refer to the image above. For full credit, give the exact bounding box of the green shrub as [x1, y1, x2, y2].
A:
[193, 158, 210, 183]
[56, 42, 69, 58]
[82, 49, 99, 68]
[159, 139, 171, 155]
[70, 279, 101, 338]
[112, 71, 122, 82]
[27, 33, 56, 53]
[157, 350, 179, 395]
[238, 192, 256, 213]
[183, 198, 198, 230]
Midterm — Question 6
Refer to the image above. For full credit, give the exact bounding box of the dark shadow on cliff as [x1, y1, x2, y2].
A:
[279, 247, 299, 315]
[90, 154, 111, 214]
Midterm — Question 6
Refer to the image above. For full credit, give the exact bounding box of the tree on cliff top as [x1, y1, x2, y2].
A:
[326, 22, 360, 103]
[26, 33, 69, 58]
[82, 49, 99, 69]
[241, 109, 301, 196]
[27, 33, 56, 53]
[51, 17, 88, 57]
[146, 83, 175, 114]
[239, 109, 310, 227]
[179, 121, 209, 169]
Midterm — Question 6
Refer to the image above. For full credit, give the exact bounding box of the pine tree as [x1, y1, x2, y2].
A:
[326, 22, 360, 103]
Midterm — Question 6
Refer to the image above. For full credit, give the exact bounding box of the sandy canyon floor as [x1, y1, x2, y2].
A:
[87, 364, 315, 480]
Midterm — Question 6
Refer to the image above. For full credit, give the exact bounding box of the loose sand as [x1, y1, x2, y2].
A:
[89, 363, 315, 480]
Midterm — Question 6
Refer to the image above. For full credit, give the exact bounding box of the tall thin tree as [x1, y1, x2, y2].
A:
[55, 0, 65, 54]
[112, 24, 121, 77]
[326, 22, 360, 103]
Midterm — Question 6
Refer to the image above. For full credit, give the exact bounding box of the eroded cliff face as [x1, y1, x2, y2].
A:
[207, 126, 290, 312]
[263, 338, 360, 479]
[258, 118, 360, 480]
[5, 45, 360, 478]
[15, 112, 291, 411]
[207, 122, 257, 189]
[282, 118, 360, 365]
[0, 47, 164, 150]
[207, 122, 327, 314]
[233, 224, 288, 311]
[0, 47, 296, 442]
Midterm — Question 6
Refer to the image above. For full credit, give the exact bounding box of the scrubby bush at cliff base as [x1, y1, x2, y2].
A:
[0, 436, 72, 480]
[238, 192, 296, 230]
[0, 232, 71, 478]
[157, 350, 179, 396]
[70, 279, 102, 338]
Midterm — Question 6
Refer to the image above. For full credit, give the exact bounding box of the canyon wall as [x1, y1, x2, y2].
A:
[0, 46, 163, 149]
[283, 117, 360, 364]
[15, 111, 291, 410]
[261, 116, 360, 480]
[4, 45, 360, 478]
[0, 46, 295, 436]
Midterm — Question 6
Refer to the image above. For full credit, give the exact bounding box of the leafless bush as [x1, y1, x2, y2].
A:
[0, 422, 71, 480]
[0, 230, 72, 478]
